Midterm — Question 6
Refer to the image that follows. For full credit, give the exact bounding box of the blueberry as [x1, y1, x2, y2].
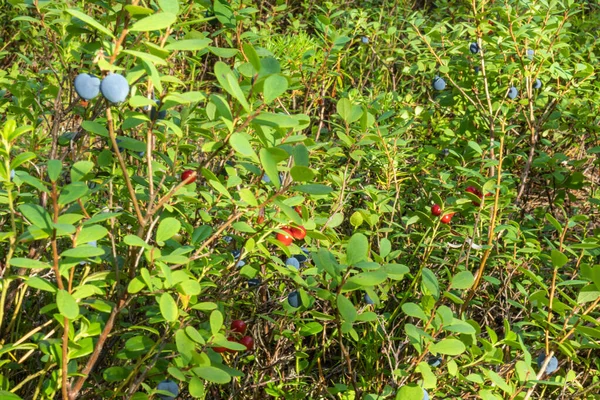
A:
[224, 236, 233, 244]
[285, 257, 300, 270]
[428, 355, 442, 367]
[288, 291, 301, 308]
[236, 259, 246, 268]
[88, 241, 97, 247]
[364, 293, 374, 305]
[474, 66, 480, 74]
[433, 76, 446, 91]
[261, 174, 270, 183]
[526, 49, 535, 60]
[508, 86, 518, 99]
[10, 169, 15, 181]
[441, 148, 450, 157]
[423, 388, 429, 400]
[293, 253, 308, 263]
[74, 73, 100, 100]
[247, 278, 261, 287]
[100, 73, 129, 103]
[537, 352, 559, 374]
[361, 36, 369, 44]
[157, 379, 179, 400]
[469, 42, 479, 54]
[231, 249, 241, 258]
[533, 79, 542, 89]
[150, 100, 167, 120]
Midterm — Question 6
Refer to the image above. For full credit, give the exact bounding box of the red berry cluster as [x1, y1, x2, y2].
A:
[276, 206, 307, 246]
[466, 186, 491, 206]
[431, 204, 454, 224]
[212, 320, 254, 354]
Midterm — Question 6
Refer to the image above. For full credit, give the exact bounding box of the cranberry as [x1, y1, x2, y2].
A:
[230, 320, 247, 335]
[276, 228, 294, 246]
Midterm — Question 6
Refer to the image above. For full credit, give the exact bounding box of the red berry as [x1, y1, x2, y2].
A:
[431, 204, 442, 216]
[465, 186, 477, 194]
[441, 213, 454, 224]
[182, 169, 196, 183]
[276, 228, 294, 246]
[290, 226, 306, 240]
[256, 215, 265, 224]
[239, 335, 254, 351]
[231, 320, 247, 335]
[213, 346, 227, 353]
[294, 206, 303, 217]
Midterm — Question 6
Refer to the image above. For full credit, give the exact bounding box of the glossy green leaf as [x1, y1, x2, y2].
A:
[57, 289, 79, 319]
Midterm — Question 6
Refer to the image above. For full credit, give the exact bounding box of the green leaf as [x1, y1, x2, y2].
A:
[402, 302, 429, 321]
[61, 245, 105, 258]
[292, 184, 333, 195]
[259, 148, 280, 189]
[76, 225, 108, 246]
[346, 233, 369, 265]
[450, 271, 475, 290]
[27, 277, 57, 292]
[430, 338, 466, 356]
[290, 166, 315, 182]
[210, 310, 223, 336]
[422, 268, 440, 299]
[0, 391, 23, 400]
[10, 257, 51, 269]
[347, 270, 387, 286]
[129, 12, 177, 31]
[47, 159, 62, 182]
[337, 98, 363, 124]
[122, 49, 167, 66]
[58, 182, 89, 205]
[577, 284, 600, 304]
[159, 292, 178, 321]
[293, 144, 309, 167]
[242, 43, 261, 72]
[124, 234, 151, 249]
[66, 9, 115, 38]
[395, 384, 425, 400]
[238, 188, 257, 206]
[102, 366, 130, 382]
[551, 249, 568, 268]
[57, 289, 79, 319]
[263, 74, 288, 104]
[165, 38, 211, 51]
[487, 370, 513, 395]
[192, 366, 231, 384]
[201, 168, 231, 199]
[158, 0, 180, 14]
[230, 132, 259, 163]
[214, 61, 250, 112]
[19, 204, 52, 230]
[188, 377, 205, 397]
[336, 295, 357, 323]
[70, 160, 94, 182]
[350, 211, 363, 228]
[156, 217, 181, 244]
[10, 151, 36, 170]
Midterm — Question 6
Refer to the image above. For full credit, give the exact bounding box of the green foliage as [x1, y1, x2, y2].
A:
[0, 0, 599, 399]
